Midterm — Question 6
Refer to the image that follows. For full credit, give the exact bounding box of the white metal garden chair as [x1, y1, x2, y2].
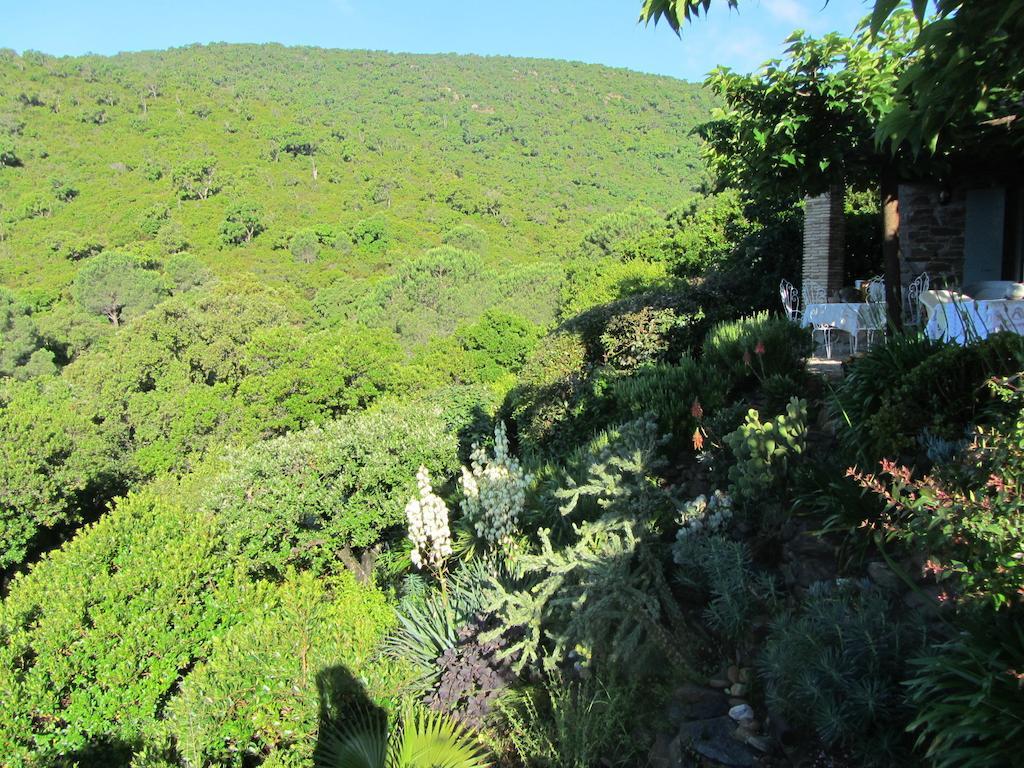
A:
[779, 279, 801, 322]
[906, 272, 930, 326]
[802, 285, 835, 357]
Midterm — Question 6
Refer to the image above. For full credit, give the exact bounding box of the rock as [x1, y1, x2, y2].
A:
[729, 704, 754, 722]
[782, 531, 838, 589]
[709, 678, 730, 689]
[647, 732, 675, 768]
[727, 665, 741, 684]
[903, 584, 949, 614]
[677, 717, 758, 767]
[728, 683, 748, 697]
[744, 735, 772, 753]
[867, 561, 901, 590]
[738, 668, 752, 684]
[669, 684, 729, 721]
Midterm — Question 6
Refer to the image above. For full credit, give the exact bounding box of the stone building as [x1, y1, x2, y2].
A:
[802, 181, 1024, 294]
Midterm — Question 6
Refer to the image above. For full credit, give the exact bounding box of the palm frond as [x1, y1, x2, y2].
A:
[315, 708, 389, 768]
[394, 707, 491, 768]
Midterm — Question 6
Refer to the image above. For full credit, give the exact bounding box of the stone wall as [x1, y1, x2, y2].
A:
[801, 189, 845, 297]
[897, 183, 966, 286]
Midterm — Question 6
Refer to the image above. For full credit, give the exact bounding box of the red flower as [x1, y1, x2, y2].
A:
[691, 399, 704, 420]
[754, 340, 765, 356]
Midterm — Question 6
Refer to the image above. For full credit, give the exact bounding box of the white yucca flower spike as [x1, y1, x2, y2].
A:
[405, 466, 452, 570]
[460, 421, 531, 548]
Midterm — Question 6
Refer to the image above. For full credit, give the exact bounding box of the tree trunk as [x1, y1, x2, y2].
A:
[881, 166, 902, 332]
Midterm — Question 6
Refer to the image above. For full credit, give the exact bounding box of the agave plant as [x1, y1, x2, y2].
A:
[315, 707, 491, 768]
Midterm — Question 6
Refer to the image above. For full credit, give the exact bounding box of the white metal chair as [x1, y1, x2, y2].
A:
[802, 285, 835, 358]
[779, 279, 801, 322]
[855, 277, 887, 351]
[854, 302, 886, 355]
[865, 276, 886, 304]
[802, 284, 827, 306]
[906, 272, 930, 326]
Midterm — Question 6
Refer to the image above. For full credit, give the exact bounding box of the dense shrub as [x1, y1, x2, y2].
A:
[834, 332, 1024, 464]
[506, 331, 591, 457]
[0, 288, 50, 378]
[456, 310, 540, 376]
[702, 312, 811, 391]
[0, 378, 122, 571]
[759, 583, 927, 767]
[664, 189, 752, 277]
[0, 395, 464, 763]
[560, 287, 706, 365]
[167, 571, 407, 768]
[238, 324, 403, 437]
[203, 399, 462, 578]
[603, 358, 726, 455]
[599, 306, 688, 370]
[0, 477, 233, 762]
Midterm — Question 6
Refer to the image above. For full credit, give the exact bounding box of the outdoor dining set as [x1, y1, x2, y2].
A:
[780, 274, 1024, 358]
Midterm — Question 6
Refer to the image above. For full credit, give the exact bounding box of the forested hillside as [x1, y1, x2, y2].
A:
[0, 44, 713, 298]
[6, 10, 1018, 763]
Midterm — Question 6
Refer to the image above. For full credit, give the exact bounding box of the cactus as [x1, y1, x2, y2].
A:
[724, 397, 807, 504]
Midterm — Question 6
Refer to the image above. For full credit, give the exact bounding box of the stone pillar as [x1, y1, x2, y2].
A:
[802, 187, 845, 298]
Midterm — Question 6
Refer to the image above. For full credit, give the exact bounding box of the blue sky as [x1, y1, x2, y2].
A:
[3, 0, 869, 82]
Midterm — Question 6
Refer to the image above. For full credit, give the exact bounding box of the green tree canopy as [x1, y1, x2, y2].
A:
[72, 251, 165, 326]
[698, 20, 915, 199]
[641, 0, 1024, 155]
[220, 201, 265, 245]
[0, 289, 52, 379]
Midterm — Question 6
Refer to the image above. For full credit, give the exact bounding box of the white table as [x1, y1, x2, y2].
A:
[925, 299, 1024, 343]
[802, 303, 886, 354]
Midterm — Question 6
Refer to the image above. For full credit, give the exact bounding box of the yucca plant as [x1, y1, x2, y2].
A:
[314, 707, 491, 768]
[385, 560, 495, 690]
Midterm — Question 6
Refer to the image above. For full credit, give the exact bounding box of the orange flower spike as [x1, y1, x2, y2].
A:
[691, 399, 704, 420]
[692, 428, 705, 451]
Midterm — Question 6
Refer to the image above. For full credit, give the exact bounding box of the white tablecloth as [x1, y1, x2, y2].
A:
[801, 303, 886, 337]
[924, 299, 1024, 343]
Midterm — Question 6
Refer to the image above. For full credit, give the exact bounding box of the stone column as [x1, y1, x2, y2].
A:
[802, 187, 845, 298]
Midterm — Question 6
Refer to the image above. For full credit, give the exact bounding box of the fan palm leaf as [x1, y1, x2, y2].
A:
[315, 706, 490, 768]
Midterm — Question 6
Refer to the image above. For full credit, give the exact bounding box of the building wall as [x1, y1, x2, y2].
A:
[802, 189, 845, 297]
[897, 183, 966, 286]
